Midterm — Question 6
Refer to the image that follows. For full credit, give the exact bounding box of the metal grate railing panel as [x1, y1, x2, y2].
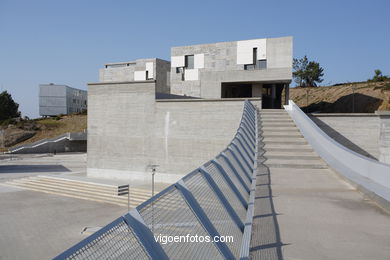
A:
[55, 100, 261, 260]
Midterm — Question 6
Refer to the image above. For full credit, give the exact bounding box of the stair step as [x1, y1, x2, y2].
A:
[5, 183, 133, 207]
[263, 138, 306, 143]
[15, 177, 153, 196]
[261, 123, 296, 127]
[265, 155, 320, 160]
[11, 177, 117, 192]
[8, 179, 151, 200]
[6, 181, 151, 203]
[265, 147, 314, 152]
[262, 133, 302, 138]
[265, 163, 328, 169]
[261, 128, 299, 132]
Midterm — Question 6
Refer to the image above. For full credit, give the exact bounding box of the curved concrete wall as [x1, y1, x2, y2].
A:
[285, 101, 390, 204]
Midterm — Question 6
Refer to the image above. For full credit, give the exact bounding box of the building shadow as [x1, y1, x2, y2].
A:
[249, 163, 285, 260]
[0, 165, 70, 174]
[301, 93, 382, 113]
[309, 116, 377, 160]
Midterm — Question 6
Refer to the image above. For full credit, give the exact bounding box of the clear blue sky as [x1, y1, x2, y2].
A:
[1, 0, 389, 118]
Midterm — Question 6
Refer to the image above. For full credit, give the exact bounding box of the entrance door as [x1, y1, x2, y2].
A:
[262, 84, 283, 109]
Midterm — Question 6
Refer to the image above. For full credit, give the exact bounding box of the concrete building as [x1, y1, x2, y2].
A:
[87, 36, 292, 182]
[99, 58, 171, 94]
[170, 36, 292, 108]
[39, 84, 87, 116]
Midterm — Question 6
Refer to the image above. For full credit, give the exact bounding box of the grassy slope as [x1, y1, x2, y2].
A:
[290, 80, 390, 113]
[13, 114, 87, 147]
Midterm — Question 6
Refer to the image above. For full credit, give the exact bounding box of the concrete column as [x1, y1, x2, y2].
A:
[375, 111, 390, 164]
[284, 83, 290, 105]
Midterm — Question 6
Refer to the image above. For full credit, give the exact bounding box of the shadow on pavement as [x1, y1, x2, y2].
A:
[249, 164, 286, 260]
[0, 165, 70, 173]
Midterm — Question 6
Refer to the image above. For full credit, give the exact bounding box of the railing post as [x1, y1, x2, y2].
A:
[123, 210, 169, 260]
[221, 152, 250, 193]
[211, 160, 249, 204]
[199, 167, 245, 231]
[227, 147, 253, 181]
[231, 143, 253, 171]
[175, 180, 235, 259]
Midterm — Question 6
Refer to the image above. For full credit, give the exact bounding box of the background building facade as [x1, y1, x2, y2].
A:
[39, 84, 87, 116]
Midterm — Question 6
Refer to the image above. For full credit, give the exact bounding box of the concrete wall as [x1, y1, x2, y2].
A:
[170, 36, 292, 98]
[310, 114, 380, 160]
[87, 81, 252, 183]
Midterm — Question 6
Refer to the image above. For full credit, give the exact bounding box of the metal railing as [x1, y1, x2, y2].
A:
[55, 100, 263, 260]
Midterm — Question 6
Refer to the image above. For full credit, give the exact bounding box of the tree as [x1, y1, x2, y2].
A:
[0, 91, 21, 121]
[369, 69, 388, 82]
[293, 55, 324, 87]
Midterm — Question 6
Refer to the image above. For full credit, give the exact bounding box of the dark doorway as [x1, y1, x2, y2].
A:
[262, 84, 284, 109]
[221, 83, 252, 98]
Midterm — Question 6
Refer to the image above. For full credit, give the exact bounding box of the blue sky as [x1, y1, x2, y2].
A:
[0, 0, 389, 118]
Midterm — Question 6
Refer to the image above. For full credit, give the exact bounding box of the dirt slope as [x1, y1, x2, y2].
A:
[290, 80, 390, 113]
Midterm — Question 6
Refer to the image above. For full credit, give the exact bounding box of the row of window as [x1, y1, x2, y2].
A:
[174, 51, 267, 74]
[72, 99, 87, 105]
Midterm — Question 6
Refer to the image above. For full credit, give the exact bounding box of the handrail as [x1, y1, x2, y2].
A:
[54, 100, 261, 260]
[285, 100, 390, 202]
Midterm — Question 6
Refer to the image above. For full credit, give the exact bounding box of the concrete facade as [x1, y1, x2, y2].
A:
[39, 84, 87, 116]
[99, 58, 171, 94]
[87, 81, 254, 182]
[170, 36, 292, 108]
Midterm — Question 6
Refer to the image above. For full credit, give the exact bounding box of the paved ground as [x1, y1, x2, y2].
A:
[0, 185, 125, 260]
[0, 153, 126, 259]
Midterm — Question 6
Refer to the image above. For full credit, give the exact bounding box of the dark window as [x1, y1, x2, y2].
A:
[253, 48, 257, 65]
[257, 60, 267, 69]
[244, 64, 255, 70]
[185, 55, 194, 69]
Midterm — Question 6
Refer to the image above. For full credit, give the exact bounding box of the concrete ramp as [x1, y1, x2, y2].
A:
[8, 131, 87, 154]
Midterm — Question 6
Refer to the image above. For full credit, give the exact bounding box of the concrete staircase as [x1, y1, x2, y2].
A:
[260, 109, 328, 169]
[4, 175, 156, 208]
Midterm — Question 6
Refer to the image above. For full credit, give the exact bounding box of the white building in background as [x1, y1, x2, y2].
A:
[39, 84, 87, 116]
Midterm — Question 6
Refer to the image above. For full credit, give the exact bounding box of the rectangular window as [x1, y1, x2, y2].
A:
[257, 60, 267, 69]
[185, 55, 194, 69]
[253, 48, 257, 65]
[244, 64, 255, 70]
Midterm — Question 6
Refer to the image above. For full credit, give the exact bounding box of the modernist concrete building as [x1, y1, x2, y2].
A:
[39, 84, 87, 116]
[170, 36, 292, 108]
[99, 58, 171, 94]
[87, 36, 293, 182]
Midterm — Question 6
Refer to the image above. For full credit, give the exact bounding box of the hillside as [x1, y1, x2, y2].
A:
[0, 114, 87, 152]
[290, 80, 390, 113]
